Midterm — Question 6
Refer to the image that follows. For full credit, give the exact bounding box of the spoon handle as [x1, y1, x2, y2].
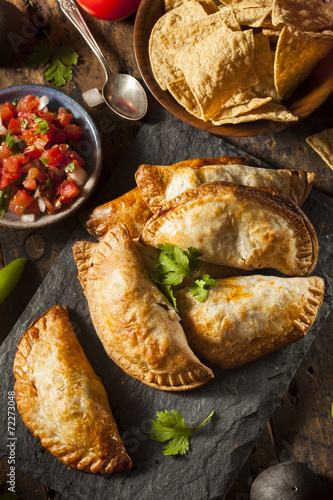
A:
[57, 0, 114, 78]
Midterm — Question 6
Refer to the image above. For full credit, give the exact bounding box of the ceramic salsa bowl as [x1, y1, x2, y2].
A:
[0, 85, 102, 229]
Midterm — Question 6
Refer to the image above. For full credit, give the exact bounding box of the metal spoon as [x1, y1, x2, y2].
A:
[58, 0, 148, 120]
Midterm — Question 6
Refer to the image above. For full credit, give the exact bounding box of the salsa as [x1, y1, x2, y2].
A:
[0, 94, 88, 220]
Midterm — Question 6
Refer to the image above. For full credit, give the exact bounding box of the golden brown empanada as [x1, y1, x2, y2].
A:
[81, 156, 252, 241]
[13, 305, 132, 474]
[81, 187, 152, 240]
[73, 223, 213, 391]
[140, 182, 318, 276]
[175, 275, 324, 369]
[135, 162, 314, 213]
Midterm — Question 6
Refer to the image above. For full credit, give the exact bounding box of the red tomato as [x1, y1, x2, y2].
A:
[16, 95, 39, 112]
[7, 200, 25, 217]
[58, 180, 80, 200]
[25, 199, 40, 215]
[76, 0, 141, 21]
[64, 124, 82, 140]
[8, 118, 21, 134]
[0, 102, 14, 122]
[0, 170, 21, 189]
[11, 188, 34, 208]
[2, 155, 25, 173]
[0, 143, 11, 161]
[58, 111, 73, 126]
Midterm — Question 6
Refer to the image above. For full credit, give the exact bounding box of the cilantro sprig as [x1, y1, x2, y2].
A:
[33, 113, 50, 135]
[150, 244, 218, 311]
[149, 410, 214, 456]
[1, 131, 27, 155]
[27, 35, 79, 87]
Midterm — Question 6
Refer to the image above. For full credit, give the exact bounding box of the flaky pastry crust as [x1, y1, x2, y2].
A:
[135, 162, 314, 213]
[81, 187, 152, 241]
[73, 223, 213, 391]
[176, 275, 324, 369]
[81, 157, 252, 241]
[140, 181, 318, 276]
[13, 305, 132, 474]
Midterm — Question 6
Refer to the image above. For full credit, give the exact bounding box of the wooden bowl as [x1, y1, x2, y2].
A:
[134, 0, 333, 137]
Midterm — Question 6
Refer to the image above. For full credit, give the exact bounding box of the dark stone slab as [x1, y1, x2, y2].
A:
[1, 109, 333, 500]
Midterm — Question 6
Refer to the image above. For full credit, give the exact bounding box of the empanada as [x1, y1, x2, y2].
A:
[175, 275, 324, 369]
[73, 223, 213, 391]
[13, 305, 132, 474]
[140, 182, 318, 276]
[81, 187, 152, 240]
[81, 156, 252, 241]
[135, 162, 314, 213]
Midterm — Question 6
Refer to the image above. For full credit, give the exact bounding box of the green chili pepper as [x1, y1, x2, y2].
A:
[0, 258, 26, 305]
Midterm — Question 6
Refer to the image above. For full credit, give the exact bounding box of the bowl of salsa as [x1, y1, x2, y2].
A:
[0, 85, 102, 228]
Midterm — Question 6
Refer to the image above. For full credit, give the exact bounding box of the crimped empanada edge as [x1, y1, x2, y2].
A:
[218, 276, 325, 369]
[140, 181, 318, 276]
[135, 156, 254, 213]
[13, 305, 133, 475]
[78, 224, 214, 391]
[179, 276, 325, 370]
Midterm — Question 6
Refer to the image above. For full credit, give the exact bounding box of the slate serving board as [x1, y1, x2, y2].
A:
[1, 109, 333, 500]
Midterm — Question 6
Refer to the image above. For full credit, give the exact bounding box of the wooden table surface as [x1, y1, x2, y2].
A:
[1, 1, 333, 498]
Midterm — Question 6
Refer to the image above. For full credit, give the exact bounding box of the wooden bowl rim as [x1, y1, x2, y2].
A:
[134, 0, 333, 137]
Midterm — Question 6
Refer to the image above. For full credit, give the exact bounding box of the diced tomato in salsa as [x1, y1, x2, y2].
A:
[16, 95, 39, 112]
[64, 124, 82, 139]
[0, 94, 87, 220]
[58, 180, 80, 201]
[8, 118, 21, 134]
[2, 155, 26, 173]
[0, 170, 21, 189]
[0, 102, 14, 122]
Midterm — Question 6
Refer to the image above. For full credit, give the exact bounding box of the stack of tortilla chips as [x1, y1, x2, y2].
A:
[149, 0, 333, 125]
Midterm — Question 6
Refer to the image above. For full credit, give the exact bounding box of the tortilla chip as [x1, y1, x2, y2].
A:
[167, 78, 204, 119]
[149, 1, 207, 90]
[252, 32, 279, 99]
[220, 0, 273, 6]
[274, 25, 333, 100]
[233, 6, 272, 27]
[212, 101, 298, 124]
[161, 8, 240, 54]
[294, 29, 333, 41]
[272, 0, 333, 32]
[175, 27, 255, 120]
[164, 0, 219, 13]
[212, 89, 272, 120]
[262, 28, 281, 36]
[306, 128, 333, 170]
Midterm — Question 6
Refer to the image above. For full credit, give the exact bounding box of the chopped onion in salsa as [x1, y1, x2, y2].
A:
[0, 94, 87, 219]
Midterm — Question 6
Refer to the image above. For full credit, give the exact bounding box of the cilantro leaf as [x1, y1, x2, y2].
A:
[5, 131, 27, 155]
[55, 45, 79, 66]
[149, 410, 214, 456]
[155, 244, 201, 286]
[187, 246, 202, 274]
[150, 269, 178, 312]
[65, 161, 75, 173]
[44, 59, 73, 87]
[188, 274, 219, 302]
[26, 39, 78, 87]
[151, 244, 218, 309]
[33, 114, 50, 135]
[26, 42, 53, 68]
